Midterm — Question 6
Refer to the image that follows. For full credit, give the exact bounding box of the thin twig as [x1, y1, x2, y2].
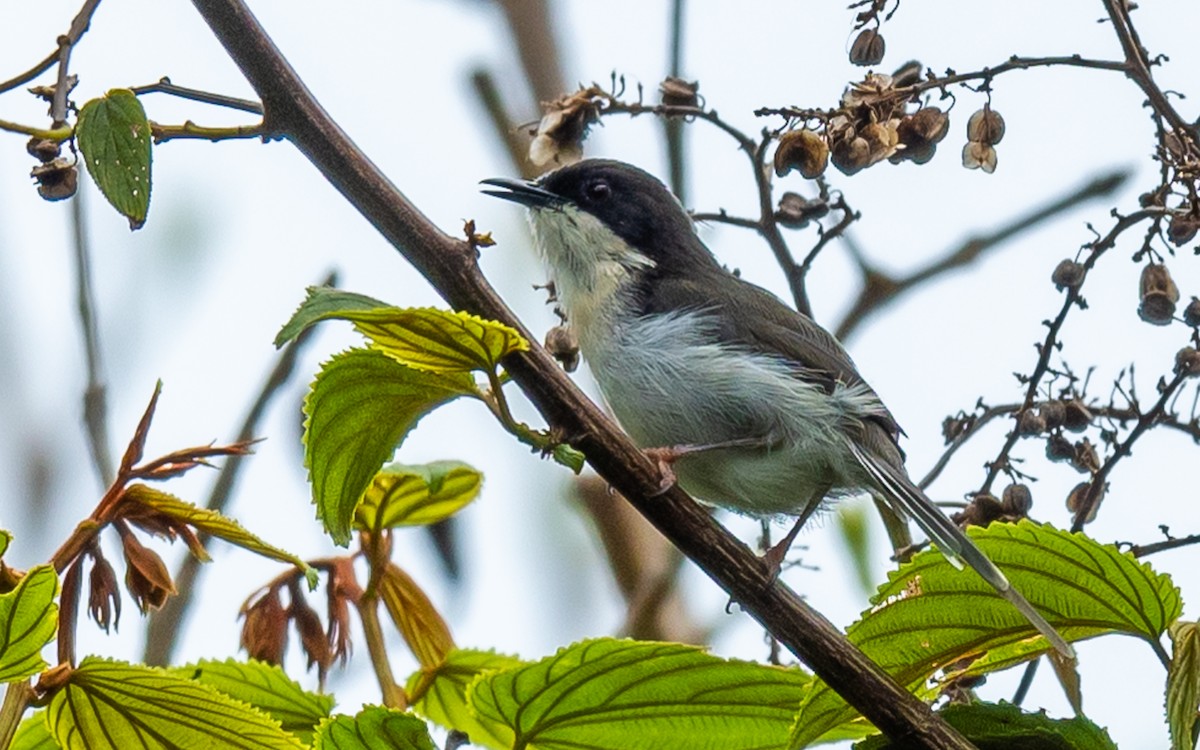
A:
[663, 0, 687, 202]
[130, 77, 263, 114]
[1011, 658, 1040, 705]
[470, 69, 536, 179]
[1128, 532, 1200, 558]
[50, 0, 103, 127]
[150, 120, 268, 143]
[71, 188, 113, 487]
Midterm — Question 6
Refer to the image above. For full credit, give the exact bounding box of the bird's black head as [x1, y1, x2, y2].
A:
[482, 159, 713, 272]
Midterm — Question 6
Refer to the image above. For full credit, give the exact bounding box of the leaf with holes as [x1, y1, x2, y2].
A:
[305, 348, 475, 545]
[378, 563, 454, 669]
[76, 89, 152, 229]
[47, 657, 304, 749]
[312, 706, 436, 750]
[0, 565, 58, 683]
[406, 649, 523, 750]
[790, 521, 1181, 748]
[356, 461, 482, 531]
[1168, 621, 1200, 750]
[171, 659, 334, 744]
[470, 638, 810, 750]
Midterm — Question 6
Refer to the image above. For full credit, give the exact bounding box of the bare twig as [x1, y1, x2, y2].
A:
[50, 0, 103, 127]
[496, 0, 565, 105]
[150, 120, 268, 143]
[70, 189, 113, 487]
[470, 69, 536, 179]
[131, 77, 263, 114]
[1127, 532, 1200, 558]
[663, 0, 687, 202]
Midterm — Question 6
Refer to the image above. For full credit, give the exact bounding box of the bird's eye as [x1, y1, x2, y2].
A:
[585, 180, 611, 202]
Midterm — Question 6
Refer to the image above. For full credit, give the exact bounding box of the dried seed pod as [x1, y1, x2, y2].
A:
[1072, 438, 1101, 474]
[528, 85, 603, 167]
[831, 135, 872, 176]
[31, 158, 78, 202]
[1184, 297, 1200, 328]
[774, 191, 828, 229]
[1039, 400, 1066, 429]
[545, 325, 580, 373]
[1138, 263, 1180, 326]
[774, 129, 829, 179]
[890, 60, 924, 88]
[25, 136, 60, 163]
[1176, 346, 1200, 378]
[1001, 483, 1033, 517]
[967, 107, 1006, 145]
[849, 28, 886, 66]
[1065, 482, 1095, 521]
[1045, 433, 1075, 463]
[659, 76, 699, 108]
[861, 120, 900, 161]
[893, 107, 948, 164]
[953, 493, 1005, 528]
[1051, 259, 1085, 292]
[1016, 409, 1047, 435]
[240, 590, 288, 665]
[88, 554, 122, 634]
[1167, 213, 1200, 247]
[961, 141, 997, 173]
[942, 415, 971, 443]
[1062, 399, 1092, 432]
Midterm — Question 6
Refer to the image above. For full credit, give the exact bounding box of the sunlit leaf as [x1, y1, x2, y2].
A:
[0, 565, 58, 682]
[124, 485, 318, 589]
[305, 348, 475, 545]
[10, 712, 58, 750]
[171, 658, 333, 744]
[791, 521, 1182, 748]
[855, 701, 1117, 749]
[47, 657, 304, 749]
[356, 461, 482, 531]
[406, 649, 522, 750]
[312, 706, 436, 750]
[470, 638, 810, 750]
[378, 563, 454, 669]
[0, 529, 11, 559]
[1168, 621, 1200, 750]
[275, 288, 390, 348]
[75, 89, 152, 229]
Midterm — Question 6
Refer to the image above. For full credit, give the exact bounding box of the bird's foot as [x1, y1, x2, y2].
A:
[643, 437, 769, 496]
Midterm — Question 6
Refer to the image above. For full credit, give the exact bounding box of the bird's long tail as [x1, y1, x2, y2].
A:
[846, 440, 1074, 659]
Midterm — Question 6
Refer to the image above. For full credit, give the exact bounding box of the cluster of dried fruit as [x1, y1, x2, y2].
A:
[953, 483, 1033, 528]
[961, 106, 1005, 174]
[27, 135, 77, 201]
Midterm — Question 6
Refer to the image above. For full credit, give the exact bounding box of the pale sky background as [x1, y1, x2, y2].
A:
[1, 2, 1198, 748]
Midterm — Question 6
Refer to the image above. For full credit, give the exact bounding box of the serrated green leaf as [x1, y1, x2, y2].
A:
[378, 563, 454, 669]
[10, 712, 58, 750]
[305, 349, 475, 546]
[124, 484, 318, 589]
[76, 89, 151, 229]
[0, 565, 58, 682]
[276, 288, 390, 348]
[47, 657, 305, 749]
[791, 521, 1182, 748]
[356, 461, 482, 531]
[1169, 621, 1200, 750]
[470, 638, 811, 750]
[854, 701, 1117, 750]
[312, 707, 436, 750]
[406, 649, 523, 750]
[170, 658, 333, 744]
[552, 443, 586, 473]
[0, 530, 11, 559]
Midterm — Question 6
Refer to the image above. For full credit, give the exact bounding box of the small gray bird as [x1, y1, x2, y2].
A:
[483, 158, 1071, 658]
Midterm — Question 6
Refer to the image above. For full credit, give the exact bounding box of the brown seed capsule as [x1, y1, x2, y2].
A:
[545, 325, 580, 373]
[1039, 400, 1066, 429]
[1138, 263, 1180, 325]
[25, 136, 60, 163]
[1184, 298, 1200, 328]
[893, 107, 949, 165]
[831, 135, 872, 176]
[774, 129, 829, 179]
[890, 60, 924, 88]
[659, 76, 700, 108]
[240, 590, 289, 665]
[1001, 483, 1033, 517]
[942, 415, 971, 443]
[967, 107, 1006, 145]
[849, 28, 886, 66]
[861, 120, 899, 161]
[1167, 213, 1200, 247]
[1065, 481, 1099, 523]
[961, 141, 998, 173]
[1051, 259, 1085, 291]
[953, 493, 1005, 528]
[1072, 438, 1100, 474]
[30, 158, 78, 202]
[1176, 346, 1200, 378]
[774, 191, 828, 229]
[1016, 409, 1047, 435]
[121, 531, 176, 613]
[1045, 433, 1075, 463]
[1062, 399, 1092, 432]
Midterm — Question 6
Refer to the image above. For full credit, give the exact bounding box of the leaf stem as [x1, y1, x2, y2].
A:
[0, 681, 34, 748]
[0, 119, 72, 140]
[356, 595, 406, 709]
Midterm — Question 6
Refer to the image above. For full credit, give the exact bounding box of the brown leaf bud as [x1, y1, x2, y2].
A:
[1175, 347, 1200, 378]
[1062, 399, 1092, 432]
[31, 158, 78, 202]
[291, 596, 333, 679]
[1001, 484, 1033, 517]
[1167, 213, 1200, 247]
[774, 191, 830, 229]
[774, 129, 829, 179]
[121, 530, 176, 613]
[1051, 259, 1085, 292]
[831, 135, 872, 176]
[1045, 433, 1075, 463]
[849, 28, 886, 66]
[961, 141, 998, 173]
[967, 107, 1006, 145]
[1138, 263, 1180, 326]
[659, 76, 700, 108]
[1185, 297, 1200, 328]
[1016, 409, 1046, 435]
[1072, 438, 1100, 474]
[240, 590, 288, 665]
[953, 493, 1005, 528]
[545, 325, 580, 373]
[87, 554, 122, 634]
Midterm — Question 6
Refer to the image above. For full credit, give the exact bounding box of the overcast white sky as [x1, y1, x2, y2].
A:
[2, 2, 1198, 747]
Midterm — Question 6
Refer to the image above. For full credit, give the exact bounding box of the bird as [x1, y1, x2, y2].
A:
[482, 158, 1072, 659]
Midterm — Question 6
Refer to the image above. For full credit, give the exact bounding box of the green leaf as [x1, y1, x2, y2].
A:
[11, 712, 58, 750]
[356, 461, 482, 531]
[170, 658, 333, 744]
[276, 286, 528, 373]
[0, 529, 11, 558]
[551, 443, 586, 474]
[275, 288, 390, 348]
[1168, 621, 1200, 750]
[378, 563, 454, 669]
[312, 707, 436, 750]
[124, 484, 318, 589]
[75, 89, 152, 229]
[854, 702, 1117, 750]
[470, 638, 811, 750]
[791, 521, 1182, 748]
[837, 500, 875, 598]
[46, 657, 305, 749]
[406, 649, 523, 750]
[0, 565, 58, 682]
[305, 349, 475, 546]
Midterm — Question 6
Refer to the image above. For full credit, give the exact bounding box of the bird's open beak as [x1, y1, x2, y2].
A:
[480, 177, 564, 209]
